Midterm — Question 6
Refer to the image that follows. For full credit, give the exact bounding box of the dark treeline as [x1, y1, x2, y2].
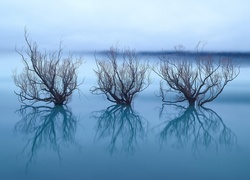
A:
[95, 50, 250, 57]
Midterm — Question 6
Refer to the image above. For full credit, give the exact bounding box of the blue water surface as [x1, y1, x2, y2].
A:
[1, 52, 250, 180]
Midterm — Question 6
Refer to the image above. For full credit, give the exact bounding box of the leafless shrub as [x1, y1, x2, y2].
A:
[90, 46, 151, 105]
[13, 29, 83, 106]
[154, 45, 240, 106]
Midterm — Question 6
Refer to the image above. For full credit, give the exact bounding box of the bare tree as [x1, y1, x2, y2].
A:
[13, 29, 83, 106]
[90, 46, 150, 105]
[154, 45, 240, 106]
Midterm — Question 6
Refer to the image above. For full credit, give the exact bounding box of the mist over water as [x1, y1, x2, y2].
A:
[1, 51, 250, 180]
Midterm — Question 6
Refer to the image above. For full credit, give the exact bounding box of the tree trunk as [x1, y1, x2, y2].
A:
[188, 98, 196, 107]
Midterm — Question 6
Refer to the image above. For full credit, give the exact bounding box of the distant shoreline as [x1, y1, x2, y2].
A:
[1, 48, 250, 57]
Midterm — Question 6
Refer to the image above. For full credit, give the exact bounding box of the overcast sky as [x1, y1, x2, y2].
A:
[1, 0, 250, 52]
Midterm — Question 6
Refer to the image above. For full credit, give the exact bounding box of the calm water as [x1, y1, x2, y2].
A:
[1, 51, 250, 180]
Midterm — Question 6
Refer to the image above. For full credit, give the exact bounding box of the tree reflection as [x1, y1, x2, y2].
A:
[158, 105, 238, 153]
[92, 105, 147, 154]
[14, 105, 78, 170]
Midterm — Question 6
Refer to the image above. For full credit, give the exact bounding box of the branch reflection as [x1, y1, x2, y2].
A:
[158, 105, 238, 153]
[14, 105, 78, 170]
[92, 105, 147, 154]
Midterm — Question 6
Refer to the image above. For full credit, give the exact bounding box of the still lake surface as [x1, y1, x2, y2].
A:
[1, 51, 250, 180]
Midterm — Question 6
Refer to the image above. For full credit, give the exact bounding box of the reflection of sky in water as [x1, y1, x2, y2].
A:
[214, 67, 250, 103]
[1, 52, 250, 179]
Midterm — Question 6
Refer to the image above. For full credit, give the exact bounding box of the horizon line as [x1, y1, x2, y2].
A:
[1, 48, 250, 56]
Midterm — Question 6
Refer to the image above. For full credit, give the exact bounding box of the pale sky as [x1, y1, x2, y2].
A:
[1, 0, 250, 52]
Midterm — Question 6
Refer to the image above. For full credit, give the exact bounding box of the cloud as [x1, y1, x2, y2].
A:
[0, 0, 250, 52]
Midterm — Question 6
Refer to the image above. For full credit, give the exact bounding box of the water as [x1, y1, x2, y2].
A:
[1, 51, 250, 180]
